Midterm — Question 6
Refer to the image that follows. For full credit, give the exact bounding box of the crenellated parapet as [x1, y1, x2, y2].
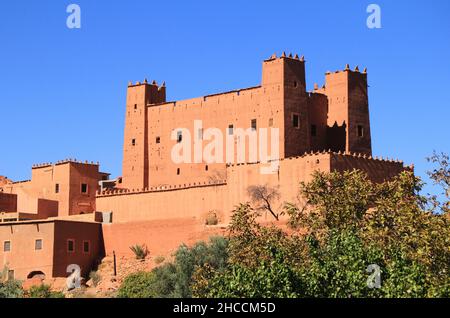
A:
[32, 159, 100, 169]
[96, 179, 227, 198]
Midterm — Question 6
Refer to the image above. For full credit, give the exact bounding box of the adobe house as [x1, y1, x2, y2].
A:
[0, 160, 110, 219]
[0, 220, 104, 281]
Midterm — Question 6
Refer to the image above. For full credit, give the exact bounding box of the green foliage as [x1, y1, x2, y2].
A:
[28, 284, 65, 298]
[117, 272, 158, 298]
[0, 280, 24, 298]
[193, 169, 450, 298]
[130, 244, 149, 260]
[119, 236, 229, 298]
[427, 151, 450, 215]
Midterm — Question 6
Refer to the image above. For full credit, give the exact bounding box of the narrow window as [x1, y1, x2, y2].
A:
[228, 125, 234, 135]
[132, 139, 136, 146]
[311, 125, 317, 137]
[156, 136, 161, 144]
[81, 184, 88, 194]
[134, 104, 137, 110]
[67, 240, 75, 253]
[177, 168, 180, 175]
[205, 165, 209, 171]
[251, 119, 257, 131]
[357, 125, 364, 137]
[268, 118, 273, 127]
[35, 239, 43, 251]
[83, 241, 90, 254]
[292, 114, 300, 128]
[177, 131, 182, 143]
[294, 81, 298, 88]
[8, 270, 14, 281]
[55, 184, 60, 194]
[4, 241, 11, 252]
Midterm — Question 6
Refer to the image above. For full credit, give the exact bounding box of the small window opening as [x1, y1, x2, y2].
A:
[228, 125, 234, 135]
[35, 239, 43, 251]
[132, 139, 136, 146]
[292, 114, 300, 128]
[55, 184, 60, 194]
[4, 241, 11, 252]
[177, 168, 180, 175]
[67, 240, 75, 253]
[358, 125, 364, 137]
[83, 241, 90, 254]
[81, 183, 88, 194]
[251, 119, 257, 131]
[177, 131, 182, 143]
[156, 136, 161, 144]
[311, 125, 317, 137]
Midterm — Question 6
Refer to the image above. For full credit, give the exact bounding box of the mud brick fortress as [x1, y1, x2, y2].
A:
[0, 53, 411, 282]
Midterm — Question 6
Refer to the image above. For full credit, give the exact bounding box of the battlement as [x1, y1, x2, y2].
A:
[127, 78, 166, 89]
[96, 179, 227, 198]
[264, 52, 305, 62]
[324, 64, 368, 76]
[32, 159, 100, 169]
[226, 150, 411, 169]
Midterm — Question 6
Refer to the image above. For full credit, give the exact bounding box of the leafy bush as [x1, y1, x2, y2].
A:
[28, 284, 65, 298]
[119, 236, 229, 298]
[117, 272, 158, 298]
[130, 244, 149, 260]
[205, 212, 219, 226]
[0, 280, 24, 298]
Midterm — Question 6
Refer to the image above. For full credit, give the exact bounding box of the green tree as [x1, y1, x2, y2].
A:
[193, 169, 450, 298]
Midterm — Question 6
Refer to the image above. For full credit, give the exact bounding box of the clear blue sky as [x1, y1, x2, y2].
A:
[0, 0, 449, 196]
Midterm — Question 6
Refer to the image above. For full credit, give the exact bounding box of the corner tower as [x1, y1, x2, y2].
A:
[122, 80, 166, 190]
[262, 53, 310, 158]
[323, 65, 372, 155]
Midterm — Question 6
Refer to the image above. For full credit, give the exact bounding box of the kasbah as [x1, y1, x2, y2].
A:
[0, 52, 411, 288]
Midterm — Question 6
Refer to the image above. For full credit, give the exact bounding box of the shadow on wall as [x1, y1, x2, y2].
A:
[327, 122, 346, 153]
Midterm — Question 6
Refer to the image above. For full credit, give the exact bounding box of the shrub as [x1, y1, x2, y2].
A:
[89, 271, 101, 287]
[0, 280, 24, 298]
[130, 244, 149, 260]
[205, 212, 219, 226]
[117, 272, 158, 298]
[154, 256, 165, 265]
[118, 236, 229, 298]
[28, 284, 65, 298]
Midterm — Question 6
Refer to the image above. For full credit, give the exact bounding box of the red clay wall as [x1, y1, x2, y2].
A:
[0, 193, 17, 212]
[52, 221, 104, 278]
[98, 153, 406, 229]
[0, 221, 55, 280]
[101, 218, 226, 258]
